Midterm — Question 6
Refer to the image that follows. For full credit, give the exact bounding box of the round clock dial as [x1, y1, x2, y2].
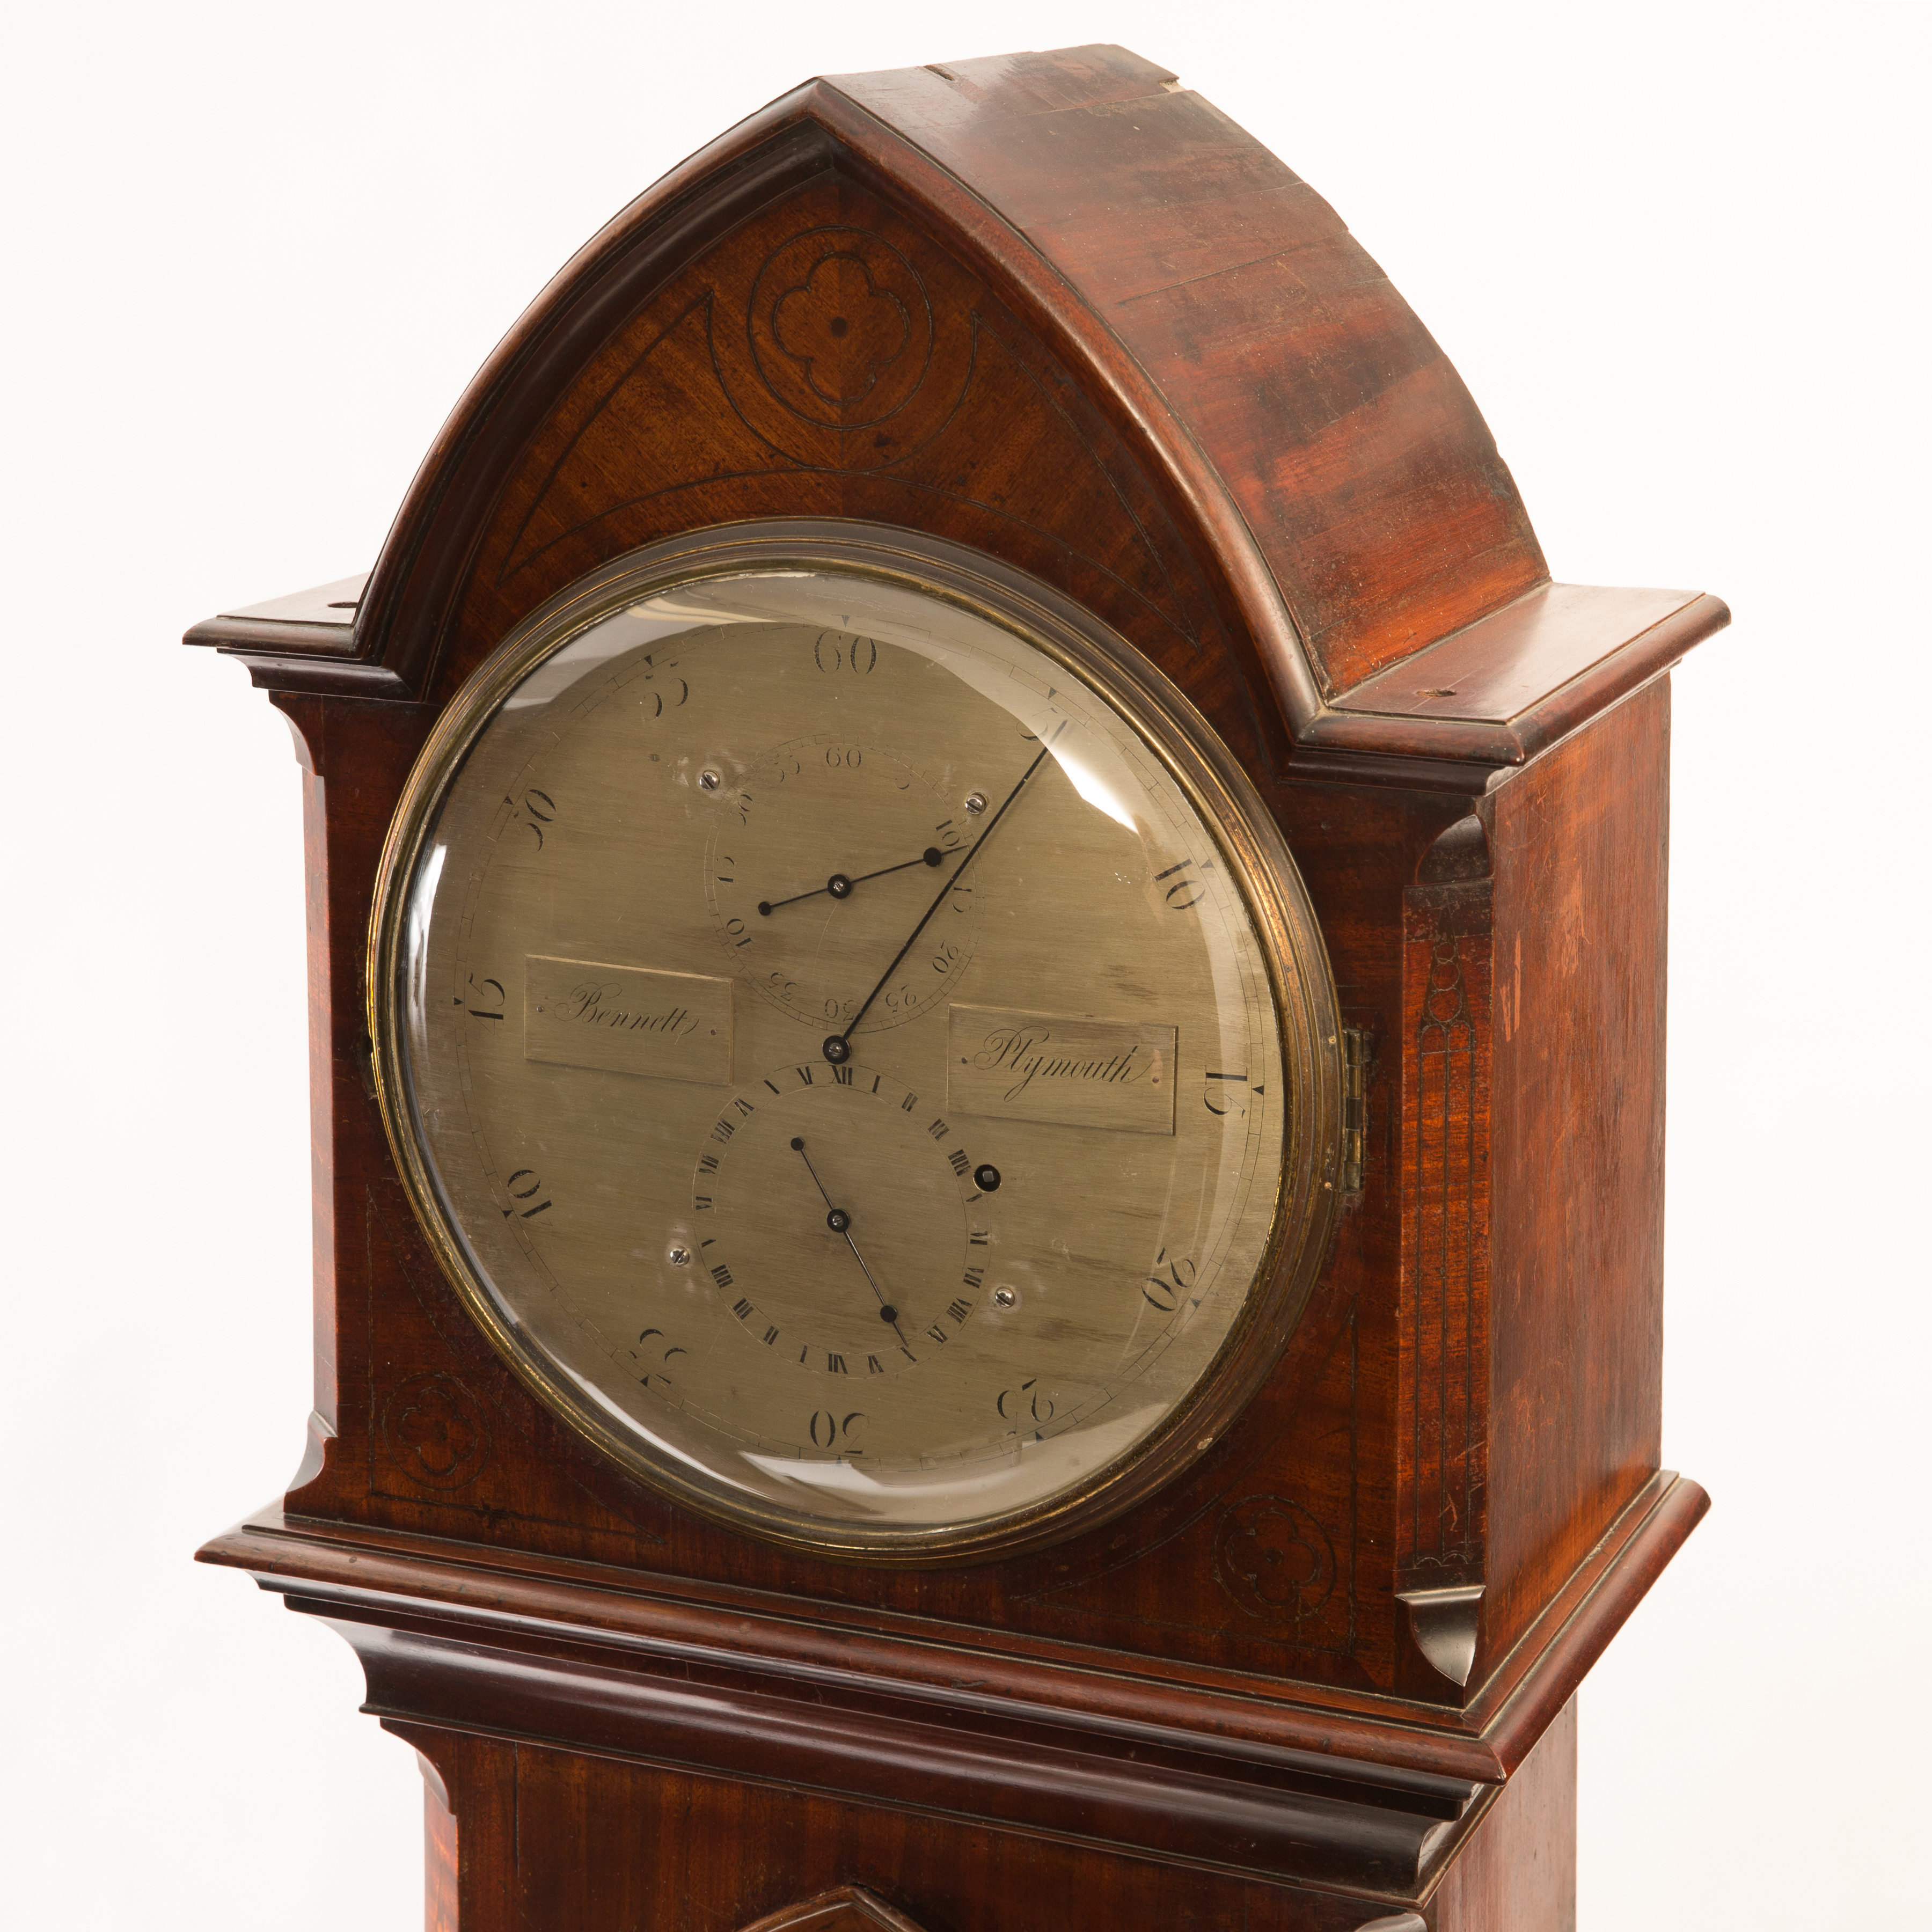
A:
[371, 537, 1338, 1560]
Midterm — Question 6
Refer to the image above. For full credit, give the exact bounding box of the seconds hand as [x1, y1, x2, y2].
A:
[822, 737, 1056, 1067]
[758, 846, 945, 918]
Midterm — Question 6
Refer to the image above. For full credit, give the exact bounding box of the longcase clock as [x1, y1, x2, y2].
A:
[192, 44, 1725, 1932]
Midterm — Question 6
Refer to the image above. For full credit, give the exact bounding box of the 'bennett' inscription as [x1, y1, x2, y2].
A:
[947, 1005, 1176, 1136]
[524, 958, 733, 1085]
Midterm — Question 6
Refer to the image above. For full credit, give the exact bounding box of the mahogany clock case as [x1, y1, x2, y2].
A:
[186, 41, 1727, 1929]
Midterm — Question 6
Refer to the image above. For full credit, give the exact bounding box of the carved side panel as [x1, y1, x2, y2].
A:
[358, 1177, 669, 1559]
[1008, 1299, 1375, 1684]
[1397, 824, 1492, 1678]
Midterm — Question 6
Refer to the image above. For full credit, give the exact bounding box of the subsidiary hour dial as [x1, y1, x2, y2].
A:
[691, 1060, 993, 1381]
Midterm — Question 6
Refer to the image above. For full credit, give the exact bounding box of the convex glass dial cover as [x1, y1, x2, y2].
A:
[371, 541, 1338, 1560]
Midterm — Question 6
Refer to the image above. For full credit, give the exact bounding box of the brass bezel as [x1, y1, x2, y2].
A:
[367, 522, 1342, 1565]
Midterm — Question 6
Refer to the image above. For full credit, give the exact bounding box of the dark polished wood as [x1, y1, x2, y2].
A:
[368, 1701, 1571, 1931]
[189, 41, 1719, 1930]
[380, 1716, 1565, 1931]
[1484, 679, 1675, 1669]
[421, 1751, 458, 1932]
[1428, 1699, 1576, 1932]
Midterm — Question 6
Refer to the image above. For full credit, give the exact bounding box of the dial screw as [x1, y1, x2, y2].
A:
[974, 1163, 1002, 1192]
[698, 769, 721, 792]
[993, 1286, 1018, 1309]
[667, 1245, 691, 1268]
[827, 873, 853, 899]
[822, 1035, 851, 1065]
[879, 1304, 899, 1324]
[826, 1208, 851, 1234]
[964, 791, 987, 815]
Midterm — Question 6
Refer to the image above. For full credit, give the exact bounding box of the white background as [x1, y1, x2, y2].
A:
[5, 4, 1926, 1925]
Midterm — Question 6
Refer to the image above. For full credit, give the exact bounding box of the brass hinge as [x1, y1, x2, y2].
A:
[1340, 1025, 1368, 1195]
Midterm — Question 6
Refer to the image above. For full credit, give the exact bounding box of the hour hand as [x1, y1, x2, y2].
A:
[790, 1136, 905, 1341]
[757, 846, 947, 917]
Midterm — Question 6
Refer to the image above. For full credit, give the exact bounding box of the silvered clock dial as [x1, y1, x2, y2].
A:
[369, 536, 1340, 1560]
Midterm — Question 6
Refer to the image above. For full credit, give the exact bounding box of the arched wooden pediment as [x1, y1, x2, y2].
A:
[192, 43, 1724, 784]
[456, 172, 1235, 730]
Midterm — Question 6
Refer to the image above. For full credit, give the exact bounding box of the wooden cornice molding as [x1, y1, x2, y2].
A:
[343, 1616, 1472, 1895]
[1309, 586, 1732, 773]
[198, 1468, 1702, 1898]
[186, 570, 1728, 791]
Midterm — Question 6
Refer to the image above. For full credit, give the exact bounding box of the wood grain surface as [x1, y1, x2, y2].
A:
[375, 1697, 1579, 1928]
[1482, 678, 1674, 1674]
[187, 41, 1719, 1929]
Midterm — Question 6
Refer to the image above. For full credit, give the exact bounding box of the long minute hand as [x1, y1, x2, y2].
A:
[822, 738, 1055, 1066]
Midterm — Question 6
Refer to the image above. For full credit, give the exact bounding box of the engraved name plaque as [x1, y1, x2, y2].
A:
[947, 1005, 1176, 1135]
[523, 958, 733, 1084]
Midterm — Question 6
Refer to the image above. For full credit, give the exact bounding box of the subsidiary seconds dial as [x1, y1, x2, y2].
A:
[706, 726, 982, 1034]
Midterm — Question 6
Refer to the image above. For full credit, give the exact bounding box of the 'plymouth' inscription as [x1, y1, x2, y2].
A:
[524, 958, 733, 1085]
[947, 1005, 1176, 1136]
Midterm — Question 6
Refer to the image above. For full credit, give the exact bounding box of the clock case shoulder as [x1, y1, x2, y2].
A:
[201, 1468, 1702, 1908]
[187, 40, 1719, 1913]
